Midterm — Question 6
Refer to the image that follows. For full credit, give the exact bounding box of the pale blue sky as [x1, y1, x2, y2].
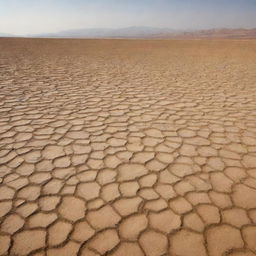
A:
[1, 0, 256, 35]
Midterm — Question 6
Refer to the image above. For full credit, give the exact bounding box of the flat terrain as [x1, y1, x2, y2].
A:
[0, 38, 256, 256]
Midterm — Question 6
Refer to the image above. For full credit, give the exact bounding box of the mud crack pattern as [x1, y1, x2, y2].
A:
[0, 38, 256, 256]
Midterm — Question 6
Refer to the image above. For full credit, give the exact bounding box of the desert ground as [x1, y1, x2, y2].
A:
[0, 38, 256, 256]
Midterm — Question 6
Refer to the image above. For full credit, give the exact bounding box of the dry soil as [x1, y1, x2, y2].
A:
[0, 38, 256, 256]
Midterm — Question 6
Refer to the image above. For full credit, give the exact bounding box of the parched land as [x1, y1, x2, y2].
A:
[0, 38, 256, 256]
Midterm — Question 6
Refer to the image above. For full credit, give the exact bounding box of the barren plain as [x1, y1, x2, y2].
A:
[0, 38, 256, 256]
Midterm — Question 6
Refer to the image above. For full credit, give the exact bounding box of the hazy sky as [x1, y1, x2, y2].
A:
[1, 0, 256, 35]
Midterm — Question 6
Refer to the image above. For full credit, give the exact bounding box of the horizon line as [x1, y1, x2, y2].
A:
[1, 26, 256, 37]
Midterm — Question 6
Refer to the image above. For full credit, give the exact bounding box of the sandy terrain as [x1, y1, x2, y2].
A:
[0, 38, 256, 256]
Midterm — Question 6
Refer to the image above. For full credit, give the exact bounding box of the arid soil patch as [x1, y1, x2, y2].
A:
[0, 38, 256, 256]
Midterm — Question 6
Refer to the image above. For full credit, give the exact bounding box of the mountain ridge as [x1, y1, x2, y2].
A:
[31, 26, 179, 38]
[1, 27, 256, 39]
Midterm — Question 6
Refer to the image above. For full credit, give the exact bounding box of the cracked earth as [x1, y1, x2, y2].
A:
[0, 38, 256, 256]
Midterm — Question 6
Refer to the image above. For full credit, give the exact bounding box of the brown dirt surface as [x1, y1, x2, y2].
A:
[0, 38, 256, 256]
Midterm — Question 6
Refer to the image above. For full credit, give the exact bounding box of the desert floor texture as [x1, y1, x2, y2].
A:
[0, 38, 256, 256]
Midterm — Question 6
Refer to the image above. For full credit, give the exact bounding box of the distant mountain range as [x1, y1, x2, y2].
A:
[32, 27, 179, 38]
[0, 32, 16, 37]
[1, 27, 256, 39]
[177, 28, 256, 39]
